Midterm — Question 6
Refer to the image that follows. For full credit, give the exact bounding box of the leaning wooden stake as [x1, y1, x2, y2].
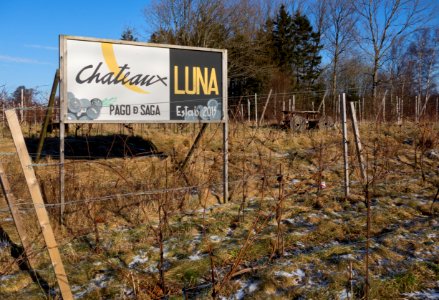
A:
[258, 89, 273, 127]
[349, 101, 367, 181]
[0, 162, 37, 267]
[36, 69, 59, 162]
[341, 93, 349, 198]
[5, 109, 73, 300]
[179, 123, 208, 172]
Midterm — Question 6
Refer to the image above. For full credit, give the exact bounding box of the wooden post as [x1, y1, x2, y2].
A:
[247, 98, 250, 122]
[60, 118, 65, 224]
[341, 94, 349, 198]
[362, 97, 365, 121]
[223, 121, 228, 203]
[336, 94, 340, 123]
[420, 94, 430, 118]
[349, 102, 366, 181]
[417, 95, 420, 122]
[36, 69, 59, 162]
[317, 91, 327, 116]
[2, 103, 5, 131]
[288, 98, 291, 111]
[359, 97, 362, 122]
[258, 89, 272, 127]
[292, 95, 296, 111]
[254, 93, 258, 127]
[436, 97, 438, 120]
[401, 97, 404, 122]
[179, 124, 208, 172]
[223, 52, 229, 203]
[20, 88, 24, 123]
[5, 109, 73, 300]
[0, 163, 37, 267]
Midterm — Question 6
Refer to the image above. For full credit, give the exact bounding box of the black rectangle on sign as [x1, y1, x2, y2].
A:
[170, 49, 223, 121]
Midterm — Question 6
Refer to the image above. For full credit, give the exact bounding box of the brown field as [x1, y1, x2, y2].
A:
[0, 120, 438, 299]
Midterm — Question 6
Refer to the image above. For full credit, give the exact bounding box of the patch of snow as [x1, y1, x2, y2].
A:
[189, 251, 205, 261]
[340, 254, 355, 260]
[144, 263, 159, 273]
[210, 235, 222, 242]
[427, 233, 436, 239]
[291, 179, 301, 185]
[274, 269, 305, 282]
[0, 241, 10, 248]
[192, 234, 202, 244]
[295, 242, 305, 248]
[0, 274, 14, 282]
[73, 273, 111, 298]
[3, 217, 12, 222]
[403, 289, 439, 299]
[128, 251, 149, 268]
[221, 279, 259, 300]
[338, 290, 350, 300]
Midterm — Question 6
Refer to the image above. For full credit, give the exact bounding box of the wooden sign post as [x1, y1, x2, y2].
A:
[5, 109, 73, 300]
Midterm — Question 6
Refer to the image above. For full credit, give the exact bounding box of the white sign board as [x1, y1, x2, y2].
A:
[60, 36, 226, 123]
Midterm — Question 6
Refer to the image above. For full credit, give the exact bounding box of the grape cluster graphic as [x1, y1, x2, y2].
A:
[67, 92, 102, 121]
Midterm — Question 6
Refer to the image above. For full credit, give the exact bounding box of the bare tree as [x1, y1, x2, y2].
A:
[323, 0, 357, 109]
[354, 0, 429, 105]
[406, 27, 439, 114]
[146, 0, 231, 48]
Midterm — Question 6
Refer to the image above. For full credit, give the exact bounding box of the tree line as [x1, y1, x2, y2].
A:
[125, 0, 438, 117]
[1, 0, 437, 120]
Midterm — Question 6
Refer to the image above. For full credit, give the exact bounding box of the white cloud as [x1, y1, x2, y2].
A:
[0, 55, 51, 65]
[25, 44, 57, 51]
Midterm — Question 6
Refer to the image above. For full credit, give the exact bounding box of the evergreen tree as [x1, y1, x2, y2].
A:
[121, 27, 138, 41]
[271, 6, 322, 90]
[272, 5, 293, 74]
[290, 11, 322, 89]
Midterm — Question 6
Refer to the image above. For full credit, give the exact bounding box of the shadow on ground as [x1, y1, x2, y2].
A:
[24, 135, 164, 159]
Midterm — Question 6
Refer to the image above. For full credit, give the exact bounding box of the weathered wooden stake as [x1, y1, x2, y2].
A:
[436, 97, 438, 120]
[415, 95, 419, 122]
[349, 102, 366, 181]
[258, 89, 272, 127]
[292, 95, 296, 111]
[341, 94, 349, 198]
[179, 124, 208, 172]
[317, 90, 327, 115]
[5, 109, 73, 300]
[254, 93, 258, 127]
[247, 98, 250, 122]
[36, 69, 59, 162]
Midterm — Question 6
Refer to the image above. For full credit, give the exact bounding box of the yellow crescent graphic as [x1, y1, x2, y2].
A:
[101, 43, 149, 94]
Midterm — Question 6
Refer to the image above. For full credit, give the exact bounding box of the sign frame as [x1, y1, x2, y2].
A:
[58, 35, 229, 217]
[59, 35, 227, 124]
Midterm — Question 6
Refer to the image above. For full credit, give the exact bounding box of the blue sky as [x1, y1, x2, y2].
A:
[0, 0, 150, 98]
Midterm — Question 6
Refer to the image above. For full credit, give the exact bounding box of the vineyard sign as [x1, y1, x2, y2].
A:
[60, 36, 226, 123]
